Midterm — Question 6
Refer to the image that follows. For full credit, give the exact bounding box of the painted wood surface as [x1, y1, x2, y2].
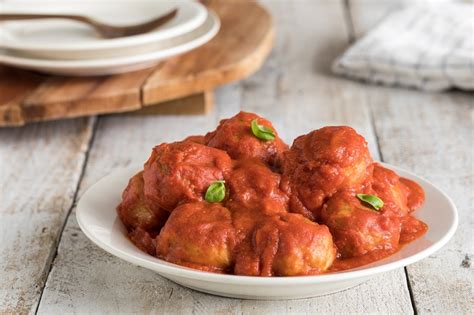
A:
[346, 2, 473, 312]
[0, 118, 95, 314]
[36, 1, 413, 314]
[368, 88, 473, 314]
[2, 0, 472, 314]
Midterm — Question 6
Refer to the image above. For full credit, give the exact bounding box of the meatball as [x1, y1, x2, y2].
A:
[143, 141, 233, 211]
[234, 213, 336, 276]
[321, 192, 401, 258]
[156, 202, 237, 273]
[225, 160, 289, 246]
[204, 111, 288, 168]
[371, 164, 410, 217]
[281, 126, 373, 220]
[226, 159, 288, 213]
[117, 171, 169, 232]
[399, 178, 425, 212]
[183, 135, 205, 144]
[227, 201, 286, 248]
[371, 164, 425, 217]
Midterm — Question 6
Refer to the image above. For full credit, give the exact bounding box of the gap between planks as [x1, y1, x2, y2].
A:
[33, 117, 99, 315]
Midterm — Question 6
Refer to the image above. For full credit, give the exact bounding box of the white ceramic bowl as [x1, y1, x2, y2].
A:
[76, 163, 457, 300]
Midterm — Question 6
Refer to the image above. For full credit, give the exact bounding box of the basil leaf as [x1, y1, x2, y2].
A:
[356, 194, 384, 211]
[251, 119, 276, 141]
[205, 180, 226, 203]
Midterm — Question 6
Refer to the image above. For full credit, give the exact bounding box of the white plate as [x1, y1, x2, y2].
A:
[0, 12, 219, 76]
[0, 0, 207, 59]
[76, 163, 457, 300]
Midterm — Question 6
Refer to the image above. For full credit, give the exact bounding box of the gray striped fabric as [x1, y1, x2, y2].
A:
[333, 3, 474, 91]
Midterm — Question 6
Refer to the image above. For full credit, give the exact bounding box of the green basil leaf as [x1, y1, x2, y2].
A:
[205, 180, 226, 203]
[251, 119, 276, 141]
[356, 194, 384, 211]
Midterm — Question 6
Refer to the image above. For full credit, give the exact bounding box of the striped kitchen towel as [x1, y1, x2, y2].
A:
[333, 3, 474, 91]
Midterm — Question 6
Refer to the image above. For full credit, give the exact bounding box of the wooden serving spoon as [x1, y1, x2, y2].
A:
[0, 9, 178, 39]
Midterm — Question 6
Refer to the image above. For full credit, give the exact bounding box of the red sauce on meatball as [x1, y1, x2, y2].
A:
[117, 112, 428, 276]
[142, 141, 233, 211]
[205, 112, 288, 169]
[281, 126, 373, 221]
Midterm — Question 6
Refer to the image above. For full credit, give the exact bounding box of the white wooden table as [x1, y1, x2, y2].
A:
[1, 1, 472, 314]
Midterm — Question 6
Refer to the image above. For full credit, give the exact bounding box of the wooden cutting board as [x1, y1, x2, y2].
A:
[0, 0, 273, 127]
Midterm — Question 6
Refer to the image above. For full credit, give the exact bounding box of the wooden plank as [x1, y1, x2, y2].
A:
[21, 68, 155, 122]
[0, 67, 44, 126]
[133, 91, 214, 116]
[142, 0, 274, 105]
[0, 117, 95, 314]
[368, 88, 473, 314]
[37, 1, 413, 314]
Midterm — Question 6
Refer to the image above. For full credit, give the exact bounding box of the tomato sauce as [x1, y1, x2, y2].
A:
[118, 111, 429, 276]
[329, 181, 428, 272]
[330, 226, 428, 272]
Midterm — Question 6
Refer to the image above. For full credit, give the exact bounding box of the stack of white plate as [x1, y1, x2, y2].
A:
[0, 0, 220, 76]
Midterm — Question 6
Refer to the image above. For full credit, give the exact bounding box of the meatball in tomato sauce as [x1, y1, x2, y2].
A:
[371, 164, 411, 217]
[234, 213, 336, 276]
[156, 202, 237, 273]
[370, 164, 427, 243]
[371, 163, 425, 217]
[117, 171, 169, 232]
[143, 141, 233, 211]
[226, 159, 288, 213]
[225, 159, 289, 246]
[205, 111, 288, 168]
[281, 126, 373, 220]
[321, 192, 401, 258]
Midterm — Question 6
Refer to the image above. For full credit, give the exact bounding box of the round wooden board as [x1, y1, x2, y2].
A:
[0, 0, 274, 126]
[142, 0, 274, 105]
